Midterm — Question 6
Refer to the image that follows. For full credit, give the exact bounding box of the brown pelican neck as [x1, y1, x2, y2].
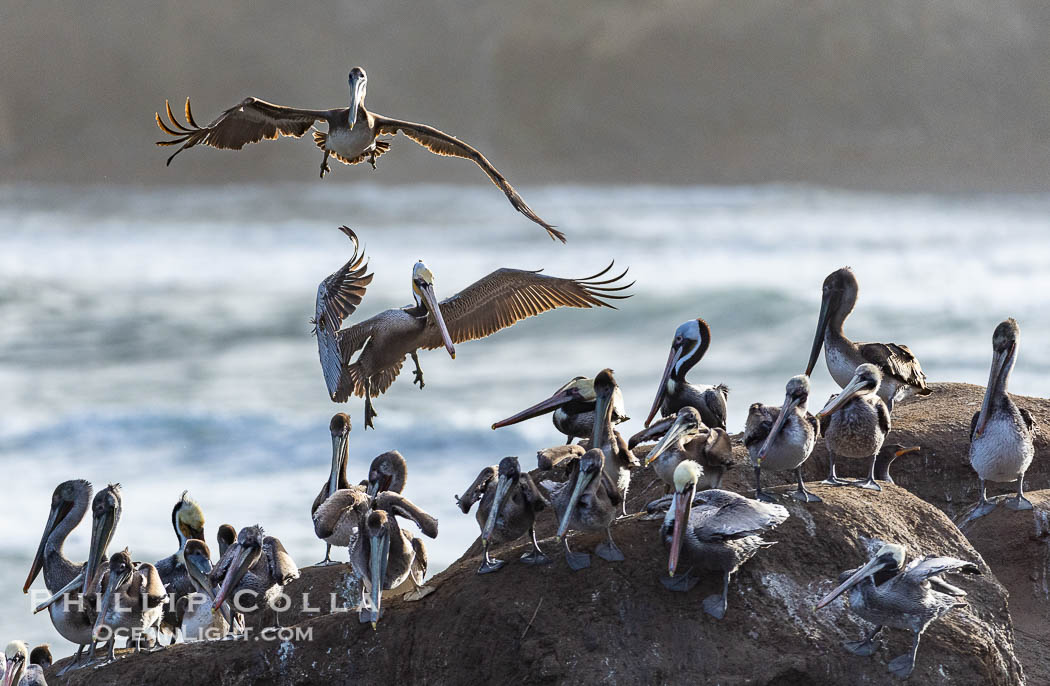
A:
[673, 319, 711, 382]
[26, 480, 92, 594]
[976, 320, 1020, 435]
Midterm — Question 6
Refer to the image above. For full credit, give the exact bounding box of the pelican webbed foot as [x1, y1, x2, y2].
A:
[478, 549, 505, 574]
[594, 540, 625, 563]
[519, 549, 552, 566]
[563, 538, 591, 571]
[403, 585, 436, 602]
[821, 477, 850, 486]
[887, 654, 916, 679]
[320, 150, 332, 179]
[660, 570, 699, 593]
[410, 351, 426, 389]
[755, 490, 778, 503]
[1005, 494, 1034, 511]
[363, 392, 378, 430]
[791, 488, 822, 503]
[843, 625, 882, 656]
[851, 477, 883, 491]
[702, 593, 728, 620]
[314, 543, 341, 567]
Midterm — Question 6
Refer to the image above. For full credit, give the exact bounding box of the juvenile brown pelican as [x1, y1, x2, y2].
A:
[310, 413, 355, 565]
[211, 526, 300, 622]
[17, 665, 48, 686]
[352, 492, 438, 627]
[216, 524, 237, 558]
[157, 67, 563, 241]
[315, 227, 631, 427]
[550, 448, 623, 571]
[645, 319, 729, 430]
[816, 364, 891, 490]
[635, 406, 734, 494]
[177, 539, 230, 641]
[806, 267, 930, 411]
[457, 456, 551, 574]
[968, 319, 1036, 518]
[816, 543, 980, 679]
[589, 369, 639, 516]
[744, 375, 821, 503]
[82, 484, 123, 596]
[662, 461, 788, 619]
[28, 645, 51, 671]
[491, 376, 629, 444]
[92, 549, 167, 662]
[363, 450, 408, 497]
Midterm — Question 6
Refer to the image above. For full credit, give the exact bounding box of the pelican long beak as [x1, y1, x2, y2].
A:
[93, 566, 133, 641]
[645, 414, 695, 467]
[33, 571, 85, 614]
[557, 469, 596, 539]
[815, 556, 890, 609]
[329, 432, 348, 497]
[24, 499, 72, 593]
[1, 657, 22, 686]
[668, 486, 694, 577]
[83, 509, 116, 595]
[212, 545, 257, 611]
[816, 375, 869, 418]
[420, 281, 455, 359]
[805, 293, 832, 376]
[491, 388, 575, 429]
[758, 396, 802, 463]
[348, 74, 366, 129]
[482, 475, 512, 542]
[367, 531, 390, 629]
[646, 345, 682, 427]
[975, 342, 1015, 437]
[590, 387, 614, 448]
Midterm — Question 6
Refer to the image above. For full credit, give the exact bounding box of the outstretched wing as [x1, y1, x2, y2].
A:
[903, 556, 980, 593]
[315, 227, 373, 401]
[156, 97, 334, 165]
[858, 341, 930, 394]
[373, 115, 565, 242]
[419, 263, 632, 350]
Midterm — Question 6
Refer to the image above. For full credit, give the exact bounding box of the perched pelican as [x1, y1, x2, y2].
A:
[352, 492, 439, 627]
[23, 480, 97, 668]
[805, 267, 930, 411]
[156, 67, 563, 241]
[211, 526, 300, 622]
[816, 364, 891, 490]
[2, 642, 28, 686]
[92, 549, 167, 662]
[744, 375, 821, 503]
[457, 456, 551, 574]
[363, 450, 408, 497]
[28, 645, 51, 671]
[314, 227, 631, 427]
[662, 461, 788, 619]
[177, 539, 230, 641]
[491, 376, 629, 444]
[968, 319, 1036, 518]
[216, 524, 237, 558]
[645, 319, 729, 430]
[310, 413, 355, 565]
[154, 491, 205, 644]
[635, 406, 734, 495]
[82, 484, 123, 596]
[816, 543, 980, 679]
[550, 448, 623, 571]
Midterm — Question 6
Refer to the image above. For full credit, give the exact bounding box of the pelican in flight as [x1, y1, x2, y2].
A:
[744, 375, 821, 503]
[645, 319, 729, 430]
[156, 67, 563, 241]
[314, 227, 632, 428]
[806, 267, 929, 411]
[816, 543, 980, 679]
[968, 318, 1036, 519]
[491, 375, 629, 444]
[816, 364, 891, 490]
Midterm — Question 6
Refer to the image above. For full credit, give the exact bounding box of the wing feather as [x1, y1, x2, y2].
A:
[315, 227, 373, 401]
[903, 556, 980, 586]
[691, 490, 789, 539]
[858, 341, 930, 394]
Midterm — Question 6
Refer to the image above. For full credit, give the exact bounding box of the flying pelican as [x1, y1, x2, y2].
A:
[211, 526, 300, 627]
[662, 461, 788, 619]
[549, 448, 623, 571]
[744, 375, 821, 503]
[155, 491, 205, 644]
[314, 227, 631, 428]
[645, 319, 729, 431]
[816, 364, 891, 490]
[816, 543, 980, 679]
[177, 539, 231, 641]
[363, 450, 408, 497]
[352, 492, 438, 628]
[634, 406, 734, 495]
[310, 413, 356, 565]
[216, 524, 237, 558]
[968, 318, 1036, 519]
[805, 267, 930, 411]
[491, 375, 629, 444]
[457, 456, 551, 574]
[156, 67, 563, 241]
[92, 549, 168, 663]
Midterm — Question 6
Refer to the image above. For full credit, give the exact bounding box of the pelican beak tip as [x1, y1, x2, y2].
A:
[370, 621, 377, 631]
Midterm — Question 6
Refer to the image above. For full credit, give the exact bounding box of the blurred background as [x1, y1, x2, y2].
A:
[1, 0, 1049, 653]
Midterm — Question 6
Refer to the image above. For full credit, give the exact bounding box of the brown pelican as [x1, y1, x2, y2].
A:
[968, 318, 1036, 519]
[155, 491, 205, 643]
[92, 549, 167, 662]
[816, 364, 891, 490]
[363, 450, 408, 497]
[805, 267, 930, 411]
[491, 376, 629, 444]
[550, 448, 623, 571]
[177, 539, 231, 641]
[2, 642, 28, 686]
[23, 480, 97, 668]
[457, 456, 551, 574]
[314, 227, 631, 427]
[352, 492, 438, 627]
[310, 413, 355, 565]
[662, 461, 788, 619]
[634, 406, 734, 494]
[216, 524, 236, 558]
[816, 543, 980, 679]
[743, 375, 821, 503]
[211, 526, 300, 623]
[28, 645, 51, 671]
[81, 484, 123, 596]
[645, 319, 729, 430]
[156, 67, 563, 241]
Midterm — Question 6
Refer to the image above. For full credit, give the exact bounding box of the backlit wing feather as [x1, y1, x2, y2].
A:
[315, 227, 373, 401]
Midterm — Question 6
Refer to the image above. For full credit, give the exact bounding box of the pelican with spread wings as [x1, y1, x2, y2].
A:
[314, 228, 632, 428]
[157, 66, 563, 242]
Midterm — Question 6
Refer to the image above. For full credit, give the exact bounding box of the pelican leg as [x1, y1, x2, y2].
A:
[754, 466, 776, 503]
[887, 628, 924, 679]
[702, 571, 731, 619]
[843, 625, 882, 656]
[410, 351, 426, 389]
[519, 525, 552, 566]
[563, 537, 591, 571]
[594, 528, 625, 563]
[1006, 476, 1034, 511]
[791, 468, 822, 502]
[565, 434, 573, 445]
[851, 455, 883, 491]
[968, 479, 998, 520]
[320, 150, 331, 178]
[57, 645, 86, 674]
[477, 543, 505, 575]
[821, 451, 850, 486]
[363, 379, 378, 430]
[315, 543, 340, 567]
[660, 568, 699, 592]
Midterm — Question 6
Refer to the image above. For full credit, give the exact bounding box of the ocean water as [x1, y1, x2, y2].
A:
[1, 182, 1048, 653]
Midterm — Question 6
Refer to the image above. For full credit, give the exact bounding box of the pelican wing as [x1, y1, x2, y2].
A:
[419, 263, 632, 350]
[876, 398, 891, 435]
[315, 227, 373, 401]
[264, 537, 300, 586]
[374, 492, 439, 539]
[903, 556, 980, 591]
[456, 466, 496, 514]
[743, 403, 778, 450]
[691, 490, 789, 539]
[1020, 407, 1036, 434]
[156, 97, 334, 165]
[373, 115, 565, 242]
[858, 342, 930, 394]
